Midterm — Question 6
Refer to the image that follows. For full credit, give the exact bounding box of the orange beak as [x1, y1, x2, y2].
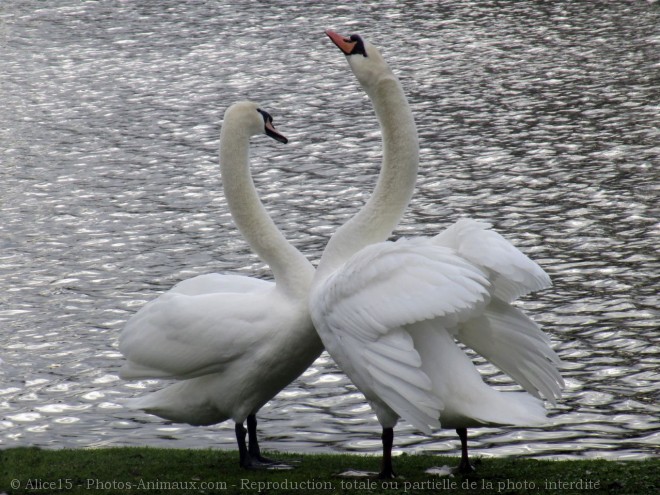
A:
[325, 29, 356, 55]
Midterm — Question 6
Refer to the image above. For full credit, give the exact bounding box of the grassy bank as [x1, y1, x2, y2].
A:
[1, 447, 657, 495]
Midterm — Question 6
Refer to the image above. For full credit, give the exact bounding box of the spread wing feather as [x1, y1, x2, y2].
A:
[433, 219, 551, 302]
[317, 239, 492, 341]
[458, 299, 564, 404]
[311, 239, 493, 432]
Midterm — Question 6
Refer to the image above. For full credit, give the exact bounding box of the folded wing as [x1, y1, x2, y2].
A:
[120, 277, 274, 380]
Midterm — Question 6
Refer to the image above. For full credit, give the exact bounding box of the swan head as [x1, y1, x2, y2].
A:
[325, 30, 392, 89]
[222, 101, 288, 144]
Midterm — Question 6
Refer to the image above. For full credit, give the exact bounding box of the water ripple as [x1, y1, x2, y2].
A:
[0, 0, 658, 460]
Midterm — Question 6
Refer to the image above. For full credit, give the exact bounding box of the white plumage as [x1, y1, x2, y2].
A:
[119, 102, 323, 468]
[311, 31, 563, 477]
[312, 220, 562, 435]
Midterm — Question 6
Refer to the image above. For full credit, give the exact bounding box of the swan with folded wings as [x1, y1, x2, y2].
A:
[119, 102, 323, 469]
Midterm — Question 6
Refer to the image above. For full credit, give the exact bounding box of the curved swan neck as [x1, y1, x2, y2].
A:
[220, 121, 313, 295]
[317, 74, 419, 280]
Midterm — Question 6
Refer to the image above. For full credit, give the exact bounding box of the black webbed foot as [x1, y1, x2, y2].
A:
[455, 427, 475, 474]
[237, 415, 296, 470]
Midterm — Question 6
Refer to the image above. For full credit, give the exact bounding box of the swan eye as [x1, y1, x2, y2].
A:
[348, 34, 367, 57]
[256, 108, 273, 124]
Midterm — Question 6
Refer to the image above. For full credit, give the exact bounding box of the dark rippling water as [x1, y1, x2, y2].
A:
[1, 0, 658, 461]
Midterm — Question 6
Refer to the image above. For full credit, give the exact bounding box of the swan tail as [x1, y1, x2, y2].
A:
[432, 390, 548, 429]
[119, 362, 175, 380]
[124, 381, 227, 427]
[408, 320, 549, 429]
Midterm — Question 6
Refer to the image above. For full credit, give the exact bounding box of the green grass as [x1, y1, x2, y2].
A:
[1, 447, 657, 494]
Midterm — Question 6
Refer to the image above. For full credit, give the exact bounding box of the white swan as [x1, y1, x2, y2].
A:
[119, 101, 323, 468]
[311, 31, 564, 478]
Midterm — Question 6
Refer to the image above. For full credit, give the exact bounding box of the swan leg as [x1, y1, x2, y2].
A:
[378, 427, 396, 479]
[235, 422, 250, 468]
[235, 415, 295, 469]
[456, 427, 474, 474]
[235, 420, 271, 469]
[247, 414, 277, 465]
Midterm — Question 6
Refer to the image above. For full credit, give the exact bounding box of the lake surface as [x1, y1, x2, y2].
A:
[1, 0, 658, 461]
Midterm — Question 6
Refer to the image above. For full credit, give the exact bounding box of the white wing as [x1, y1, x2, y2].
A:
[433, 218, 551, 302]
[318, 239, 492, 338]
[312, 221, 562, 433]
[408, 319, 548, 428]
[458, 299, 564, 404]
[432, 219, 563, 402]
[120, 276, 276, 380]
[311, 238, 492, 433]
